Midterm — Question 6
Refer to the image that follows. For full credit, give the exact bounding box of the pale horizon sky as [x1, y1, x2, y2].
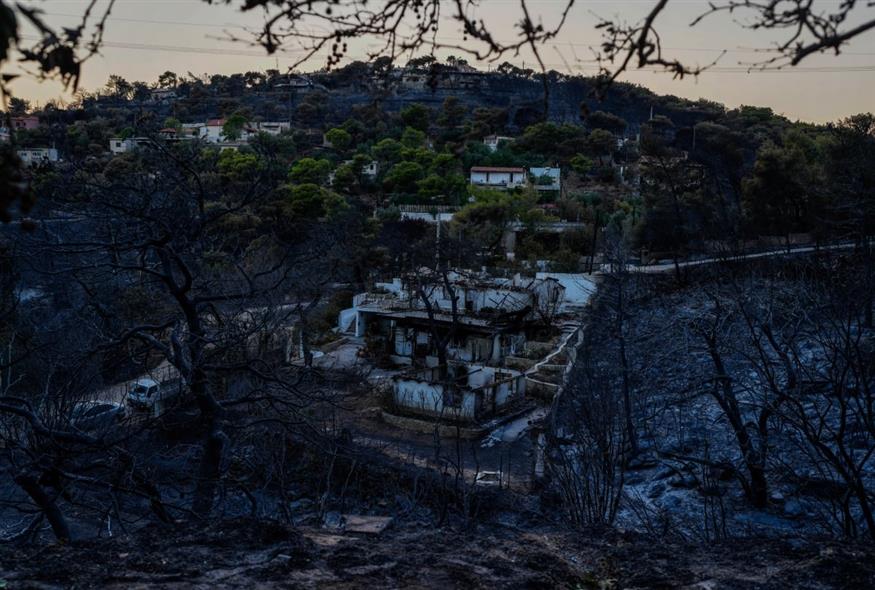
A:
[9, 0, 875, 123]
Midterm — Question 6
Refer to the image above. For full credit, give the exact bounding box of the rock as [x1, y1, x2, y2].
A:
[784, 498, 804, 517]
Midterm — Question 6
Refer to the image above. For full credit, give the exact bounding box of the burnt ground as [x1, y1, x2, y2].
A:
[1, 516, 874, 589]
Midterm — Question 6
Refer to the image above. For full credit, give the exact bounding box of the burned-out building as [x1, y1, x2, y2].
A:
[340, 271, 564, 368]
[392, 363, 526, 421]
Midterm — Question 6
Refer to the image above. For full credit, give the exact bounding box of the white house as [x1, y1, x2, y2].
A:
[109, 137, 153, 155]
[17, 148, 59, 166]
[397, 205, 457, 224]
[469, 166, 526, 189]
[328, 159, 379, 186]
[529, 166, 561, 191]
[362, 160, 379, 179]
[203, 118, 226, 143]
[181, 123, 205, 139]
[242, 121, 291, 140]
[483, 135, 514, 152]
[149, 88, 177, 103]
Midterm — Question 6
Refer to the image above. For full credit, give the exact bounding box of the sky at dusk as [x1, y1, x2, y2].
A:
[10, 0, 875, 123]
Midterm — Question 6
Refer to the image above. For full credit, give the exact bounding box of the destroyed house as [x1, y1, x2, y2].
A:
[392, 363, 526, 422]
[340, 272, 564, 367]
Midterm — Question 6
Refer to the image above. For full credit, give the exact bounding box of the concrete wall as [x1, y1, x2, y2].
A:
[338, 308, 357, 333]
[393, 379, 477, 419]
[204, 125, 224, 143]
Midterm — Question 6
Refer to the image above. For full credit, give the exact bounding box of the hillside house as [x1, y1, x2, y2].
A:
[242, 121, 291, 139]
[392, 363, 526, 422]
[483, 135, 514, 152]
[181, 123, 204, 138]
[397, 205, 458, 223]
[340, 271, 564, 367]
[529, 166, 561, 191]
[11, 116, 39, 130]
[158, 128, 178, 139]
[109, 137, 153, 155]
[17, 147, 58, 166]
[204, 119, 226, 143]
[361, 160, 379, 179]
[470, 166, 526, 189]
[328, 159, 379, 185]
[149, 88, 177, 103]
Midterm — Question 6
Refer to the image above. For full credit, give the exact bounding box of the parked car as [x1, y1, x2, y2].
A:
[71, 401, 126, 432]
[474, 471, 502, 487]
[126, 377, 181, 411]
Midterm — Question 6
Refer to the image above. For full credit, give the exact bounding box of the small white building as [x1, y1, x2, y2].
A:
[469, 166, 526, 189]
[397, 205, 457, 224]
[328, 159, 379, 186]
[392, 363, 526, 422]
[203, 118, 226, 143]
[149, 88, 177, 103]
[181, 123, 205, 139]
[361, 160, 379, 179]
[242, 121, 291, 140]
[483, 135, 514, 152]
[529, 166, 561, 191]
[17, 147, 59, 166]
[109, 137, 152, 155]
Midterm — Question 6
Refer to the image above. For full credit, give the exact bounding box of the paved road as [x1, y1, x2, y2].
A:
[632, 242, 855, 274]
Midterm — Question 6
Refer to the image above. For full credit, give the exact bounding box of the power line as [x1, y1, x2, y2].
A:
[18, 35, 309, 59]
[40, 11, 248, 30]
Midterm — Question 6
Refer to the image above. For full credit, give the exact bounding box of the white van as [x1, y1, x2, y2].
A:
[127, 377, 181, 411]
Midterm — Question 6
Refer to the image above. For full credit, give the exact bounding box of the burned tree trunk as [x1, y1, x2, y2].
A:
[15, 473, 72, 543]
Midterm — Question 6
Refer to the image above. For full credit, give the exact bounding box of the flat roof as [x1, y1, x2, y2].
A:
[470, 166, 525, 173]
